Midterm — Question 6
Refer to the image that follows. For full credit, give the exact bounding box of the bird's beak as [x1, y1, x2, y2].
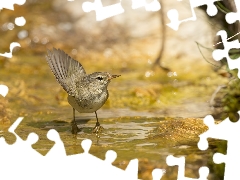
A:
[108, 74, 121, 80]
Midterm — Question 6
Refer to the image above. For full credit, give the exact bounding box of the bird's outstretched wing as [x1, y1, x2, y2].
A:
[46, 48, 86, 96]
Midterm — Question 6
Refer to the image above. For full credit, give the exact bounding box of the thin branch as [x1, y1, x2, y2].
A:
[152, 0, 170, 71]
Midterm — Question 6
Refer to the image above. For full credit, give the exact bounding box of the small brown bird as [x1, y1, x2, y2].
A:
[45, 48, 120, 134]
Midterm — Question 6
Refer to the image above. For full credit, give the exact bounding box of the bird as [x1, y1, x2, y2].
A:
[45, 48, 120, 134]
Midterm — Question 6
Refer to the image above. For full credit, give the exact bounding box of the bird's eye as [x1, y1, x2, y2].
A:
[96, 76, 103, 81]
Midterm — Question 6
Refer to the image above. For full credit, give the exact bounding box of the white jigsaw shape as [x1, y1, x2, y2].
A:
[225, 0, 240, 24]
[65, 139, 139, 180]
[166, 155, 209, 180]
[0, 0, 26, 11]
[131, 0, 161, 11]
[198, 112, 240, 180]
[0, 42, 21, 58]
[152, 168, 166, 180]
[0, 1, 24, 58]
[82, 0, 124, 21]
[212, 30, 240, 78]
[82, 0, 161, 21]
[167, 0, 220, 31]
[45, 129, 66, 157]
[0, 117, 43, 180]
[0, 116, 140, 179]
[6, 117, 41, 158]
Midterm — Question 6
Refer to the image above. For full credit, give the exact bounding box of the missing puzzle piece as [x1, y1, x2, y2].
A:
[166, 155, 209, 180]
[152, 168, 166, 180]
[198, 112, 240, 180]
[225, 0, 240, 24]
[0, 116, 140, 179]
[65, 139, 139, 180]
[45, 129, 66, 157]
[82, 0, 161, 21]
[5, 117, 41, 158]
[167, 0, 219, 30]
[212, 30, 240, 78]
[0, 0, 26, 11]
[131, 0, 161, 11]
[0, 42, 21, 58]
[82, 0, 124, 21]
[0, 117, 42, 180]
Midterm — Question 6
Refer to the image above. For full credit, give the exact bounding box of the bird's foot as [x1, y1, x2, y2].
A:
[71, 121, 81, 134]
[92, 122, 104, 134]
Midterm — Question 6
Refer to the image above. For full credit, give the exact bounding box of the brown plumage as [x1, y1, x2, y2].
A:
[46, 48, 120, 134]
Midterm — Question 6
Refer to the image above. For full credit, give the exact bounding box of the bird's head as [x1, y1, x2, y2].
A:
[88, 72, 120, 89]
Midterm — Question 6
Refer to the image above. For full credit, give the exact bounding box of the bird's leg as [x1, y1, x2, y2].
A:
[92, 111, 104, 134]
[71, 108, 80, 134]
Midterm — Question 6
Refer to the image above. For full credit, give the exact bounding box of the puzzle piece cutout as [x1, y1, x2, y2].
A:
[0, 1, 26, 58]
[45, 129, 66, 157]
[6, 117, 41, 158]
[131, 0, 161, 11]
[0, 42, 21, 58]
[0, 117, 42, 180]
[212, 30, 240, 78]
[152, 168, 166, 180]
[82, 0, 124, 21]
[198, 112, 240, 180]
[82, 0, 161, 21]
[0, 116, 144, 180]
[66, 139, 140, 180]
[225, 0, 240, 24]
[0, 0, 26, 11]
[167, 0, 220, 30]
[166, 155, 209, 180]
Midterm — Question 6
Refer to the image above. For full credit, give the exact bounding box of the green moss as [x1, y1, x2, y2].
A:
[220, 70, 240, 121]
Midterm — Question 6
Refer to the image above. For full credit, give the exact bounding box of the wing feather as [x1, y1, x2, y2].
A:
[45, 48, 86, 95]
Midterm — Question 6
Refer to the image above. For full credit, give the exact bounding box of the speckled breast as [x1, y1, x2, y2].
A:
[67, 90, 109, 113]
